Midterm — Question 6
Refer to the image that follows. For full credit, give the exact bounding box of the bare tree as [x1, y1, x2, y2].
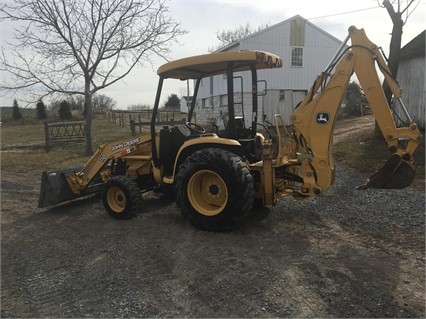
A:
[92, 94, 117, 112]
[0, 0, 185, 154]
[380, 0, 419, 103]
[373, 0, 419, 138]
[209, 22, 270, 52]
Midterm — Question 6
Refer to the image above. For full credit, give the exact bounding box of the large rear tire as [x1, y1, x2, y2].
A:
[175, 148, 255, 231]
[102, 175, 142, 219]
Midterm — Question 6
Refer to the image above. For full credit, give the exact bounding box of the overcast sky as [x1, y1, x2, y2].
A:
[1, 0, 425, 108]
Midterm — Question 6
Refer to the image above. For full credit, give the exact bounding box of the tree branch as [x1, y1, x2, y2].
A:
[0, 0, 186, 102]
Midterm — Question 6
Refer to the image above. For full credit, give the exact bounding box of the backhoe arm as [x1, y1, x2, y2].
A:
[289, 26, 422, 194]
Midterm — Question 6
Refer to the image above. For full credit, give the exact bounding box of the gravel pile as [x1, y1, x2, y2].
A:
[277, 166, 425, 230]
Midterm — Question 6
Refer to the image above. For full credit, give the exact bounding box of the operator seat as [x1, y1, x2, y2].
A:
[159, 125, 191, 174]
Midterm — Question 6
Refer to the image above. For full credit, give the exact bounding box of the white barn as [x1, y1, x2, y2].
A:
[194, 15, 345, 126]
[180, 96, 192, 113]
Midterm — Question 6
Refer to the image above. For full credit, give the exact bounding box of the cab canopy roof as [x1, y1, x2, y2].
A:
[157, 50, 282, 80]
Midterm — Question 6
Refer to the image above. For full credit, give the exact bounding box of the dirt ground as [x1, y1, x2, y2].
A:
[1, 123, 425, 318]
[1, 169, 424, 318]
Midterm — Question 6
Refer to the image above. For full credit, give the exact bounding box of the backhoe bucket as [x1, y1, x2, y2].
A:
[358, 154, 415, 189]
[38, 167, 84, 208]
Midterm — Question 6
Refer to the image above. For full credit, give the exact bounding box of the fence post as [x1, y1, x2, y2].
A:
[130, 120, 136, 136]
[44, 122, 51, 152]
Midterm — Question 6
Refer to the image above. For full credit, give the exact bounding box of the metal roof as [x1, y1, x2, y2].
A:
[157, 50, 282, 80]
[401, 30, 425, 60]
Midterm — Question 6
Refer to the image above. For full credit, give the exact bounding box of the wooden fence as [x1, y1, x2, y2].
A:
[130, 118, 186, 136]
[107, 110, 188, 128]
[44, 121, 85, 151]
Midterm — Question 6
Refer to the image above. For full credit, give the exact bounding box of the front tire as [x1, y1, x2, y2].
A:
[102, 175, 142, 219]
[175, 148, 255, 231]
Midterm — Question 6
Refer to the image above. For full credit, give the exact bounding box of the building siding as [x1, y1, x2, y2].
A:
[395, 30, 425, 130]
[194, 16, 343, 126]
[396, 56, 425, 129]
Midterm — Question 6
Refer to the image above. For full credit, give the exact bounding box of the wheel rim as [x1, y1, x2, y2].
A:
[106, 186, 126, 213]
[187, 170, 228, 216]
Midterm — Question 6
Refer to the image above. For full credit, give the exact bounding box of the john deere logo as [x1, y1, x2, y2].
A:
[316, 112, 330, 124]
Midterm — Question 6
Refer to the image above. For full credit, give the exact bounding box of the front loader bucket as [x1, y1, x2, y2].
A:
[357, 154, 416, 189]
[38, 167, 84, 208]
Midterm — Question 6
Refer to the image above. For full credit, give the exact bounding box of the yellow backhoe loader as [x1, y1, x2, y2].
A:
[39, 26, 422, 231]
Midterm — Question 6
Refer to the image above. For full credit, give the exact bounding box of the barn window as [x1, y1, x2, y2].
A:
[279, 90, 285, 101]
[290, 18, 305, 47]
[291, 47, 303, 67]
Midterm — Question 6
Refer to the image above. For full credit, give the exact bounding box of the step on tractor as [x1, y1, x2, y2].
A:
[39, 26, 422, 231]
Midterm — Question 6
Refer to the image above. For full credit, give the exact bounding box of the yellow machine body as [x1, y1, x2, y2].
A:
[39, 29, 422, 231]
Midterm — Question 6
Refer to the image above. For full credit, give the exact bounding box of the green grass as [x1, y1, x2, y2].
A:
[1, 115, 136, 172]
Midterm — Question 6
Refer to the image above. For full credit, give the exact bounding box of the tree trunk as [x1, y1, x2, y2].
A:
[382, 0, 403, 104]
[376, 0, 404, 139]
[84, 89, 94, 155]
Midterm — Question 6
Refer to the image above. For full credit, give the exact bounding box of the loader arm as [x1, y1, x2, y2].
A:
[65, 134, 153, 195]
[38, 133, 153, 208]
[289, 26, 422, 194]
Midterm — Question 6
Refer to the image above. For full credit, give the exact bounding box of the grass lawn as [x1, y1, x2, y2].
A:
[1, 114, 136, 173]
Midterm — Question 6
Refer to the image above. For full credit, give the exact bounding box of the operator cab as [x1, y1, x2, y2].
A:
[151, 50, 282, 168]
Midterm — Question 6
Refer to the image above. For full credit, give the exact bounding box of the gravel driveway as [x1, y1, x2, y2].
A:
[1, 166, 425, 318]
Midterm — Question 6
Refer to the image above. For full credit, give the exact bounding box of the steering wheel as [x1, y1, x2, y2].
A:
[186, 122, 205, 133]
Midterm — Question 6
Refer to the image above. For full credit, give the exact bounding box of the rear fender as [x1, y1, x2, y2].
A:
[171, 136, 243, 183]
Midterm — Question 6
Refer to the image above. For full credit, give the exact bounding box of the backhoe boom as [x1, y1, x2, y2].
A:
[289, 26, 422, 193]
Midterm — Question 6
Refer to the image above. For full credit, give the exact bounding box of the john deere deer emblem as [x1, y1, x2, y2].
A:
[316, 112, 330, 125]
